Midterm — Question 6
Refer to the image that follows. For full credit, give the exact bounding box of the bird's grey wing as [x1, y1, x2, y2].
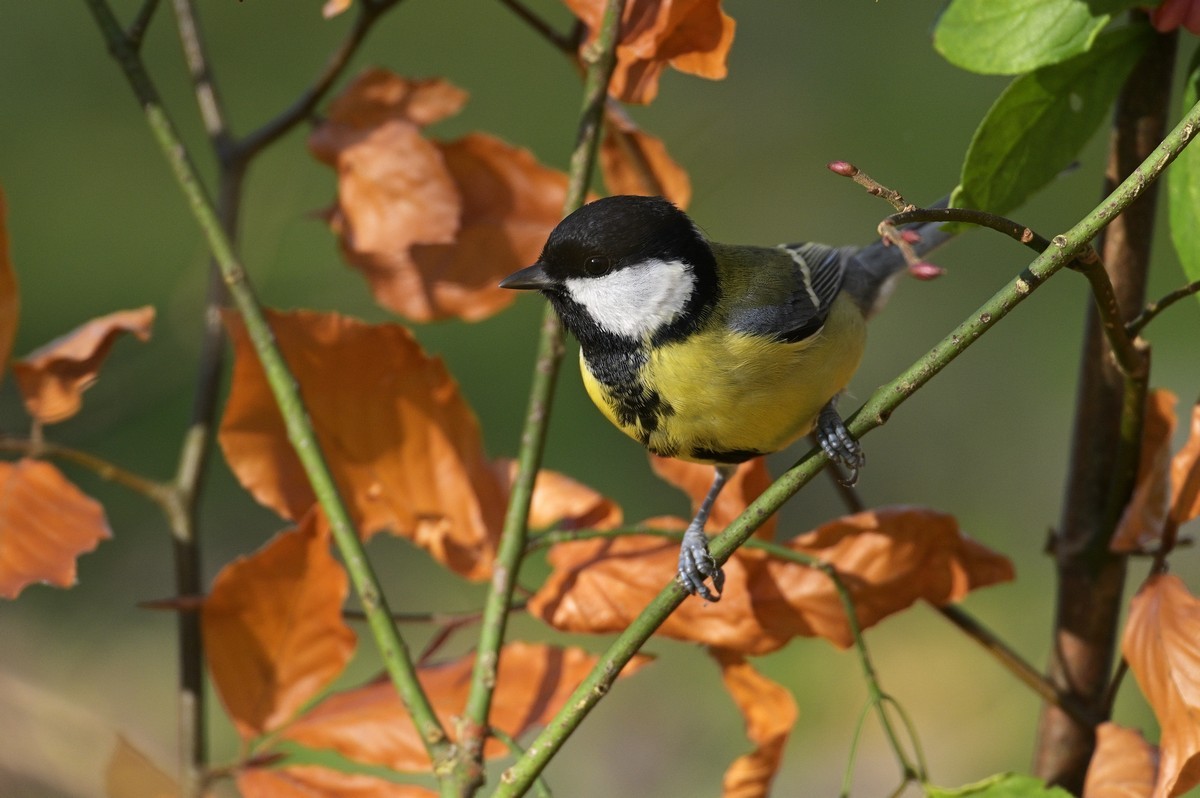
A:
[726, 242, 848, 343]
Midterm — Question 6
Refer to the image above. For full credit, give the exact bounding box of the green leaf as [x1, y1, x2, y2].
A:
[934, 0, 1141, 75]
[950, 24, 1151, 220]
[925, 773, 1076, 797]
[1167, 48, 1200, 297]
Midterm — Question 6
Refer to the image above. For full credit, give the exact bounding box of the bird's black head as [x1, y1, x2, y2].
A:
[500, 195, 718, 345]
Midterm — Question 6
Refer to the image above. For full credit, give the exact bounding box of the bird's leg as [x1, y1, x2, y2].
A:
[677, 463, 737, 602]
[816, 398, 865, 485]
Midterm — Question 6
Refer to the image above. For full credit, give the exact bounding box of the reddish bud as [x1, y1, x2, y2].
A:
[900, 229, 923, 245]
[908, 261, 945, 281]
[827, 161, 858, 177]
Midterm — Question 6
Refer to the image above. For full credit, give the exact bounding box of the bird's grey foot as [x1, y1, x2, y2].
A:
[817, 401, 865, 486]
[677, 523, 724, 602]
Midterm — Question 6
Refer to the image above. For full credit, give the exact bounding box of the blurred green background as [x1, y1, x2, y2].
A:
[2, 2, 1199, 796]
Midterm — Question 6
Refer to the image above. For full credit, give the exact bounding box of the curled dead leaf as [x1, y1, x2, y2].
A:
[0, 459, 111, 600]
[1122, 574, 1200, 798]
[1113, 390, 1178, 554]
[711, 648, 797, 798]
[529, 507, 1013, 654]
[219, 309, 508, 579]
[566, 0, 736, 104]
[203, 508, 356, 739]
[282, 642, 651, 771]
[494, 458, 623, 531]
[1169, 401, 1200, 529]
[601, 109, 692, 208]
[1083, 722, 1159, 798]
[311, 70, 566, 322]
[11, 306, 155, 424]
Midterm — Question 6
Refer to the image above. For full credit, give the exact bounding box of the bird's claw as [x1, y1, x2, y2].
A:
[817, 405, 865, 486]
[677, 525, 724, 602]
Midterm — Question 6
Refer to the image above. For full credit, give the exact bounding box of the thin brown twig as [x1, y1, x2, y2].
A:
[171, 0, 231, 151]
[126, 0, 161, 49]
[1126, 278, 1200, 336]
[234, 0, 404, 162]
[0, 435, 170, 505]
[496, 0, 577, 53]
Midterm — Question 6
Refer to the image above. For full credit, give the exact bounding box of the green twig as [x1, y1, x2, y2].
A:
[489, 728, 553, 798]
[497, 94, 1200, 798]
[82, 0, 453, 774]
[457, 1, 626, 793]
[0, 435, 169, 505]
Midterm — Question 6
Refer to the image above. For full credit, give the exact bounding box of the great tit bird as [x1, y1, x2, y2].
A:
[501, 195, 945, 601]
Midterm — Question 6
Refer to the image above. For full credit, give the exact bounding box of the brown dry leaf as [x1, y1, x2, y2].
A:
[601, 110, 692, 207]
[649, 454, 775, 537]
[0, 187, 18, 384]
[711, 648, 796, 798]
[311, 71, 564, 323]
[529, 507, 1013, 655]
[202, 508, 356, 739]
[322, 0, 353, 18]
[283, 642, 651, 771]
[219, 309, 507, 579]
[1083, 723, 1159, 798]
[1122, 574, 1200, 798]
[11, 306, 155, 424]
[318, 69, 468, 134]
[105, 735, 178, 798]
[0, 459, 111, 599]
[404, 134, 569, 322]
[1113, 390, 1179, 553]
[1169, 401, 1200, 528]
[566, 0, 736, 104]
[494, 458, 623, 531]
[238, 765, 435, 798]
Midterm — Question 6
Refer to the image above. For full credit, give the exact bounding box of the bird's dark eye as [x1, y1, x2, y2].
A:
[584, 255, 612, 276]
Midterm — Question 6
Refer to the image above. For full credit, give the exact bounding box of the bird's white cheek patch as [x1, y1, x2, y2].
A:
[565, 259, 695, 339]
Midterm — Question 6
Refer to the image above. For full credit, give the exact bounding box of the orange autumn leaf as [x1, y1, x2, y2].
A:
[219, 309, 507, 580]
[0, 459, 111, 599]
[1114, 391, 1179, 553]
[203, 509, 356, 739]
[311, 71, 564, 322]
[601, 109, 692, 208]
[1083, 723, 1159, 798]
[711, 648, 796, 798]
[529, 507, 1013, 654]
[1169, 401, 1200, 529]
[494, 458, 623, 531]
[11, 306, 154, 424]
[318, 69, 468, 133]
[403, 133, 569, 322]
[1122, 574, 1200, 798]
[0, 187, 18, 384]
[283, 642, 651, 771]
[238, 765, 435, 798]
[650, 454, 775, 537]
[105, 735, 179, 798]
[566, 0, 736, 104]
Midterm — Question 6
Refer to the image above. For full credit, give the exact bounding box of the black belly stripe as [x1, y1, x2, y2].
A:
[688, 445, 763, 464]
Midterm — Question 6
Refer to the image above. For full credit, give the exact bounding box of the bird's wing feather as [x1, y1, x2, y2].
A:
[719, 242, 848, 343]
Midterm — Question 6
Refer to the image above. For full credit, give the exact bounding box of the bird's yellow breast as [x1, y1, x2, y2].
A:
[580, 292, 867, 464]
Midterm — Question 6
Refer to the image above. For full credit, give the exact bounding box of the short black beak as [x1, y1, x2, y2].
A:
[500, 261, 555, 290]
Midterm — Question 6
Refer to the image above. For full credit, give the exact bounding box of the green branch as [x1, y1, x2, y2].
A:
[82, 0, 453, 773]
[457, 0, 626, 793]
[496, 94, 1200, 798]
